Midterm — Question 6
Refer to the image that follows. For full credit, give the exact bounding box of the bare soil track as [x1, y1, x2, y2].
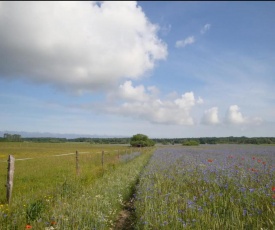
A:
[114, 197, 136, 230]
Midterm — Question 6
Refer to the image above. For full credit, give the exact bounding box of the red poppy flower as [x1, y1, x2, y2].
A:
[25, 225, 32, 229]
[250, 168, 258, 172]
[51, 221, 57, 226]
[207, 159, 213, 163]
[272, 186, 275, 192]
[257, 159, 261, 163]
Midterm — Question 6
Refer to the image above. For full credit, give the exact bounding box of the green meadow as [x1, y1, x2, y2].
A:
[0, 142, 152, 229]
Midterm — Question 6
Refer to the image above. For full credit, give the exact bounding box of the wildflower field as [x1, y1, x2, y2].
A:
[1, 143, 275, 229]
[135, 144, 275, 229]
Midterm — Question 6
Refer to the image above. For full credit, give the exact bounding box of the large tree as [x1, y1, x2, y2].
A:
[130, 134, 155, 147]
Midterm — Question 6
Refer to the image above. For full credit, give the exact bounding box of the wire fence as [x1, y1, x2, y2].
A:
[0, 150, 120, 163]
[0, 147, 139, 203]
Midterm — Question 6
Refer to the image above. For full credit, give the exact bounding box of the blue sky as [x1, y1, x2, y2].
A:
[0, 1, 274, 138]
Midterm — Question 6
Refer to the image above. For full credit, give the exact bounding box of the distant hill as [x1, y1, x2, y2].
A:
[0, 131, 127, 139]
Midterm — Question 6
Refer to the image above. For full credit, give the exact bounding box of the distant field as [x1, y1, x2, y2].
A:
[0, 142, 131, 159]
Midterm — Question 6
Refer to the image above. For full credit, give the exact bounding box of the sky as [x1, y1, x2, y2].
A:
[0, 1, 274, 138]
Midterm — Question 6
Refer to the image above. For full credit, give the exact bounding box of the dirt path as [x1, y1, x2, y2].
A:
[113, 197, 136, 230]
[113, 155, 150, 229]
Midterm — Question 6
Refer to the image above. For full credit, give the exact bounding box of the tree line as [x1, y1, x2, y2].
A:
[153, 136, 275, 145]
[1, 133, 275, 145]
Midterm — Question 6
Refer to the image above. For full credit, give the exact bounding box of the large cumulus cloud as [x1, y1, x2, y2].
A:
[0, 1, 167, 92]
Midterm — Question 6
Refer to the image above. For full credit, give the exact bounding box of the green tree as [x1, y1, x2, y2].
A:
[130, 134, 155, 147]
[182, 140, 199, 146]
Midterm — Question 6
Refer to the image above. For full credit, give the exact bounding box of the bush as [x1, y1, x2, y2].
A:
[182, 140, 199, 146]
[130, 134, 155, 147]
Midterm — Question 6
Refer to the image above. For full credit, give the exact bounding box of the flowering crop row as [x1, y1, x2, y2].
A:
[119, 151, 141, 163]
[134, 144, 275, 229]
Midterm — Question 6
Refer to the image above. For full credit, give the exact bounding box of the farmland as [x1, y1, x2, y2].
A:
[135, 144, 275, 229]
[0, 143, 275, 229]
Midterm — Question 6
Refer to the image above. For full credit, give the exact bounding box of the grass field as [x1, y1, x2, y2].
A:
[0, 142, 134, 201]
[0, 142, 151, 229]
[1, 143, 275, 229]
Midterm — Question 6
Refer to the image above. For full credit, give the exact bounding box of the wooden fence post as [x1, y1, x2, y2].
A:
[76, 150, 79, 176]
[101, 150, 104, 168]
[6, 155, 15, 204]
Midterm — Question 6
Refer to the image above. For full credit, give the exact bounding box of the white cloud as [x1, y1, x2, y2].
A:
[174, 92, 196, 108]
[197, 97, 204, 104]
[118, 80, 149, 102]
[225, 105, 246, 124]
[106, 81, 201, 125]
[175, 36, 195, 48]
[225, 105, 263, 125]
[175, 24, 210, 48]
[200, 23, 211, 34]
[201, 107, 220, 125]
[0, 1, 167, 92]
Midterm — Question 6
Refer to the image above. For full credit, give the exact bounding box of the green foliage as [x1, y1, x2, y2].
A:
[60, 180, 78, 198]
[182, 140, 200, 146]
[130, 134, 155, 147]
[26, 199, 47, 222]
[2, 135, 274, 145]
[3, 133, 22, 142]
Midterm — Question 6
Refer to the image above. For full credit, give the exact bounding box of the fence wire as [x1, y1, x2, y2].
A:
[0, 150, 120, 163]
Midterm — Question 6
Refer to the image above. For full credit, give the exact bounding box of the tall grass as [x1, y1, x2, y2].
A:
[135, 145, 275, 229]
[0, 142, 132, 202]
[0, 142, 153, 229]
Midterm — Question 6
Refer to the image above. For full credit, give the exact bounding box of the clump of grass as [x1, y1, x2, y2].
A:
[26, 199, 47, 223]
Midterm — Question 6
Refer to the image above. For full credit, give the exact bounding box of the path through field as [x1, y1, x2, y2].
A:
[114, 198, 136, 230]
